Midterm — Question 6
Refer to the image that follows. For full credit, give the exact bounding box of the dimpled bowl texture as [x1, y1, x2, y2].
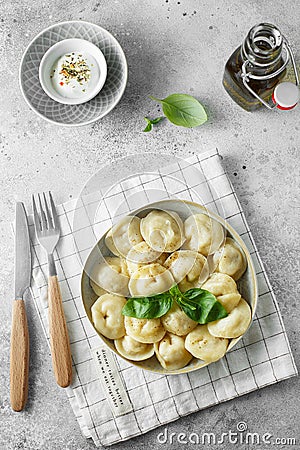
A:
[81, 200, 258, 375]
[20, 21, 127, 126]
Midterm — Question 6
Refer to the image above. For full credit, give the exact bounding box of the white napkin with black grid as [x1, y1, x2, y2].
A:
[29, 148, 297, 447]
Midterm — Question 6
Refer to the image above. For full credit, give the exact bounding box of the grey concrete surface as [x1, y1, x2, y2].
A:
[0, 0, 299, 449]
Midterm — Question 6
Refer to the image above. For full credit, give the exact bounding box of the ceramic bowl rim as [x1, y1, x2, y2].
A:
[19, 20, 128, 127]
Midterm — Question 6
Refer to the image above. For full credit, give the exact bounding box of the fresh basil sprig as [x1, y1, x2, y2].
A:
[143, 116, 165, 132]
[122, 292, 173, 319]
[148, 93, 207, 129]
[170, 285, 228, 324]
[122, 284, 228, 323]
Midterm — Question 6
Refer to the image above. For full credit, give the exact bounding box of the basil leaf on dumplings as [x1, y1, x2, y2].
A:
[175, 288, 228, 324]
[122, 285, 227, 323]
[122, 292, 173, 319]
[169, 284, 182, 298]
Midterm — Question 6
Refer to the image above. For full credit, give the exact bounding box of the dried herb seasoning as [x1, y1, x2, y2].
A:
[58, 53, 91, 86]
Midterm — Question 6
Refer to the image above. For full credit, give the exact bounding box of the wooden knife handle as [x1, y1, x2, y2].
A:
[10, 299, 29, 412]
[48, 276, 72, 388]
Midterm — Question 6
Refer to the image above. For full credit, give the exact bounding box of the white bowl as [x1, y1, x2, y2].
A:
[81, 200, 258, 375]
[39, 38, 107, 105]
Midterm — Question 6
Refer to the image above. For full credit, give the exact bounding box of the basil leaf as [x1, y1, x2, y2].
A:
[204, 299, 229, 323]
[169, 284, 182, 298]
[182, 288, 207, 300]
[122, 285, 227, 323]
[176, 288, 228, 324]
[143, 116, 165, 132]
[143, 118, 153, 132]
[149, 94, 207, 128]
[150, 116, 165, 124]
[122, 293, 173, 319]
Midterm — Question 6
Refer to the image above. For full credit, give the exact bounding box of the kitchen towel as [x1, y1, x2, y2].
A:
[29, 148, 297, 447]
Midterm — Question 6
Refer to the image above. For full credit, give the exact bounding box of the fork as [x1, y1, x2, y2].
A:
[32, 192, 72, 388]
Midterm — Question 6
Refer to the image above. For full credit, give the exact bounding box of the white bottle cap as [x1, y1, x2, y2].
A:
[272, 82, 299, 110]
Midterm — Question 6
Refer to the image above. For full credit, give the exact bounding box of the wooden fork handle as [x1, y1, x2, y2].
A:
[10, 299, 29, 412]
[48, 276, 72, 388]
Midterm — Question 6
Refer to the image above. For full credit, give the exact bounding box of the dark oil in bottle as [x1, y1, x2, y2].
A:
[223, 23, 287, 111]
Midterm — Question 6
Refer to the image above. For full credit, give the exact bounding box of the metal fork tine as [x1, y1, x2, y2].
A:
[32, 192, 61, 265]
[49, 191, 59, 230]
[38, 193, 47, 230]
[43, 192, 53, 229]
[32, 195, 41, 231]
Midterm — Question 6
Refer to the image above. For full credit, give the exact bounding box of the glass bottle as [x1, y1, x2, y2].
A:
[223, 23, 289, 111]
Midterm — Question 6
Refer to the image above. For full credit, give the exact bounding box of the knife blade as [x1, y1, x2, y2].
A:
[10, 202, 31, 412]
[15, 202, 32, 298]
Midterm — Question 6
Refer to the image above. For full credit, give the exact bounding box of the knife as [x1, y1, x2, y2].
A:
[10, 202, 32, 412]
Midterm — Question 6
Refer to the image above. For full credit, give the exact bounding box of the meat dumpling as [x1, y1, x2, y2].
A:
[91, 294, 126, 339]
[90, 256, 129, 297]
[161, 302, 197, 336]
[185, 324, 229, 362]
[214, 237, 247, 281]
[183, 213, 225, 256]
[140, 210, 185, 252]
[126, 241, 167, 276]
[114, 335, 154, 361]
[124, 316, 166, 343]
[208, 298, 251, 338]
[105, 216, 143, 257]
[129, 263, 174, 297]
[201, 272, 241, 313]
[164, 250, 209, 292]
[154, 333, 193, 370]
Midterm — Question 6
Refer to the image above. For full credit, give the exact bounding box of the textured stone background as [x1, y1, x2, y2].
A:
[0, 0, 299, 449]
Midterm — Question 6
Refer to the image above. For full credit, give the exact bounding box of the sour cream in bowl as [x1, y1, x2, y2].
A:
[39, 38, 107, 105]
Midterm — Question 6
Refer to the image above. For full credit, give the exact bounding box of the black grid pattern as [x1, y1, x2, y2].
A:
[29, 148, 297, 447]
